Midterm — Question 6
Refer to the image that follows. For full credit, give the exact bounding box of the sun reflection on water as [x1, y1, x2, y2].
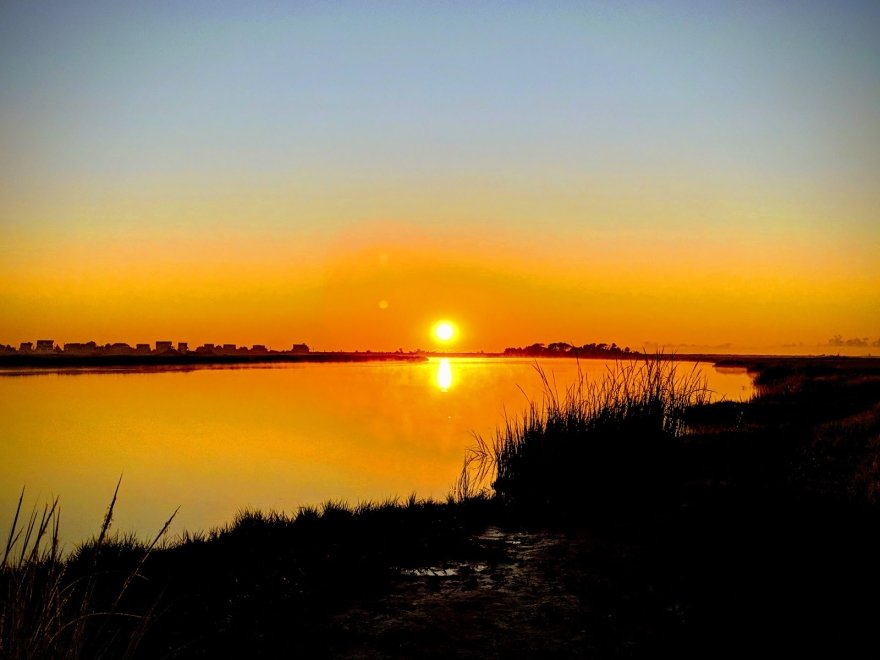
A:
[0, 358, 755, 544]
[436, 358, 453, 392]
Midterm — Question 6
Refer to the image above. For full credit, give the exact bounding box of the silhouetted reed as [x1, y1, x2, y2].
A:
[459, 355, 711, 516]
[0, 478, 176, 659]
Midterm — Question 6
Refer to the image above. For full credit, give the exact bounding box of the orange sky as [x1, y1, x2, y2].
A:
[1, 3, 878, 354]
[2, 214, 877, 353]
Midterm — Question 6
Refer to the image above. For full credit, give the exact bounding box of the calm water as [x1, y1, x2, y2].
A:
[0, 358, 753, 545]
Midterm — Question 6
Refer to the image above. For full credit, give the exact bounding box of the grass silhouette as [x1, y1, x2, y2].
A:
[0, 478, 176, 659]
[460, 355, 711, 517]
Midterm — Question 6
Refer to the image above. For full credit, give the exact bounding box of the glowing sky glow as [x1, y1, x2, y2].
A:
[1, 1, 878, 352]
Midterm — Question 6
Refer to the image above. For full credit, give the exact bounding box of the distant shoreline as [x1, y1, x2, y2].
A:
[434, 351, 880, 368]
[0, 351, 428, 370]
[1, 350, 876, 373]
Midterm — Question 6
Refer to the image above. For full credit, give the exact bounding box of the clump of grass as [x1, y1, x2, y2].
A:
[797, 402, 880, 504]
[0, 479, 176, 659]
[460, 355, 711, 515]
[0, 490, 65, 659]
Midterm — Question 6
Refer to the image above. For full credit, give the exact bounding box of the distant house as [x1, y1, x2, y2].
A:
[35, 340, 55, 353]
[107, 343, 134, 355]
[250, 344, 268, 354]
[177, 342, 188, 354]
[135, 343, 151, 354]
[155, 341, 174, 354]
[64, 342, 99, 355]
[291, 343, 310, 354]
[19, 342, 33, 352]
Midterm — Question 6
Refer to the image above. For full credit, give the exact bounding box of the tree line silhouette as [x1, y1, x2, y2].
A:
[503, 342, 637, 357]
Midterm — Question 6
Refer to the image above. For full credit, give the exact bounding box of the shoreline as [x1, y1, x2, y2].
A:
[0, 351, 428, 371]
[2, 349, 877, 373]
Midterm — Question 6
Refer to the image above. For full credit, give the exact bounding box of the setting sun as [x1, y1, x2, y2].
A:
[432, 321, 456, 343]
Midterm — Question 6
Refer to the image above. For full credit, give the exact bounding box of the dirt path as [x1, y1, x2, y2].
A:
[329, 527, 675, 658]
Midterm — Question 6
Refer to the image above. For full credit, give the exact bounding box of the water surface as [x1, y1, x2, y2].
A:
[0, 358, 753, 545]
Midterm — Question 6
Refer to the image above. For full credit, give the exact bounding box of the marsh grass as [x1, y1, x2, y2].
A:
[0, 478, 176, 659]
[0, 490, 64, 659]
[113, 492, 498, 657]
[459, 355, 711, 515]
[208, 492, 494, 567]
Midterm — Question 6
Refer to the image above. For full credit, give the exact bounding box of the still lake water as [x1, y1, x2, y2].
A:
[0, 358, 753, 545]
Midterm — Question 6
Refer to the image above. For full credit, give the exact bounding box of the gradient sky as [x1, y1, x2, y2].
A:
[1, 1, 878, 352]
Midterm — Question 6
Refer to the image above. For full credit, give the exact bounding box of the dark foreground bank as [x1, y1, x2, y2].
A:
[2, 356, 880, 658]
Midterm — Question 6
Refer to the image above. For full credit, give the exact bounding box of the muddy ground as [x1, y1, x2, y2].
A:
[330, 526, 679, 658]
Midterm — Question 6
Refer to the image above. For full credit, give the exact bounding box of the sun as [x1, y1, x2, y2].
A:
[432, 320, 456, 343]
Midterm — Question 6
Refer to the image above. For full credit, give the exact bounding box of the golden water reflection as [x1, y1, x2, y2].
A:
[0, 358, 754, 545]
[436, 358, 453, 391]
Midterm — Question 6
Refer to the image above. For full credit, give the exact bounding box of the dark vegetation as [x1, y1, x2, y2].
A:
[1, 489, 497, 658]
[3, 355, 880, 657]
[461, 359, 708, 519]
[503, 341, 637, 358]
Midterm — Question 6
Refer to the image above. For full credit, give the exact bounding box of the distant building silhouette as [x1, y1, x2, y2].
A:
[6, 337, 323, 359]
[64, 341, 98, 355]
[63, 342, 93, 354]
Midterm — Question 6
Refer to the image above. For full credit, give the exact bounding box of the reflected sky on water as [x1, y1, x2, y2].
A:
[0, 358, 753, 545]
